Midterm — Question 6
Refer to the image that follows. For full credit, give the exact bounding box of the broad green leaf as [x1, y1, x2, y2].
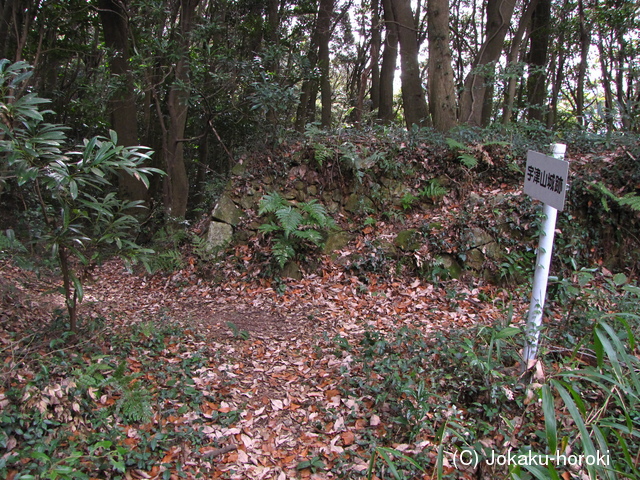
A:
[70, 273, 83, 303]
[541, 385, 557, 453]
[494, 326, 521, 340]
[551, 380, 598, 478]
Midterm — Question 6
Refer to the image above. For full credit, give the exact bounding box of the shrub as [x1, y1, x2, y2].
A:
[0, 59, 163, 332]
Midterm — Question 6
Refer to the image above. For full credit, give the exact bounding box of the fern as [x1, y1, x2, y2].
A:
[258, 222, 280, 234]
[292, 229, 323, 244]
[618, 193, 640, 211]
[445, 137, 467, 150]
[258, 191, 286, 215]
[590, 182, 640, 212]
[313, 143, 334, 166]
[300, 200, 332, 227]
[458, 153, 478, 168]
[419, 179, 448, 203]
[272, 239, 296, 268]
[275, 206, 303, 237]
[117, 384, 153, 423]
[258, 192, 335, 271]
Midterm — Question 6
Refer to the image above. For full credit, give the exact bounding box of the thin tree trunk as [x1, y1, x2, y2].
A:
[546, 40, 565, 129]
[318, 0, 334, 127]
[427, 0, 457, 131]
[597, 38, 615, 131]
[575, 0, 591, 127]
[163, 0, 199, 219]
[526, 0, 551, 123]
[97, 0, 149, 203]
[58, 246, 78, 333]
[502, 0, 538, 125]
[459, 0, 517, 127]
[378, 0, 399, 123]
[392, 0, 429, 128]
[370, 0, 382, 113]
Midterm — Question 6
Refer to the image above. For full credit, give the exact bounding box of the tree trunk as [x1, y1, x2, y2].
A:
[392, 0, 429, 128]
[526, 0, 551, 123]
[546, 39, 565, 129]
[427, 0, 457, 131]
[97, 0, 149, 203]
[459, 0, 517, 127]
[575, 0, 591, 127]
[378, 0, 399, 123]
[318, 0, 334, 128]
[502, 0, 538, 125]
[163, 0, 199, 219]
[370, 0, 382, 113]
[0, 0, 16, 60]
[598, 38, 615, 131]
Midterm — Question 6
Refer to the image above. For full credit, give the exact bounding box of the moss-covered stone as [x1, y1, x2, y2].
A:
[212, 195, 244, 226]
[344, 193, 374, 214]
[281, 260, 302, 280]
[323, 230, 352, 254]
[394, 229, 421, 251]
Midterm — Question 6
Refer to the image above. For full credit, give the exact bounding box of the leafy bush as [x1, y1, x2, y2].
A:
[258, 191, 335, 269]
[0, 60, 163, 332]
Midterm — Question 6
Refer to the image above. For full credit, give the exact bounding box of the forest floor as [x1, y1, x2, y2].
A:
[1, 200, 522, 479]
[1, 144, 639, 479]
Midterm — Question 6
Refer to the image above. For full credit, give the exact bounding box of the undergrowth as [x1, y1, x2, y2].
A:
[332, 268, 640, 479]
[0, 319, 236, 479]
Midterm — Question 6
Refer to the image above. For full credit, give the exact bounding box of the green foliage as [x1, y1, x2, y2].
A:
[446, 137, 478, 168]
[419, 178, 447, 203]
[226, 321, 250, 340]
[296, 456, 326, 473]
[367, 447, 426, 480]
[333, 273, 640, 479]
[0, 61, 163, 331]
[589, 181, 640, 212]
[0, 319, 224, 479]
[258, 191, 334, 270]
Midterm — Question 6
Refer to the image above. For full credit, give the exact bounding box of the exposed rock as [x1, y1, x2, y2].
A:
[344, 193, 374, 214]
[281, 261, 302, 280]
[212, 195, 244, 226]
[283, 190, 297, 200]
[386, 180, 412, 207]
[439, 254, 463, 279]
[394, 229, 421, 251]
[230, 162, 246, 176]
[463, 228, 503, 270]
[206, 221, 233, 250]
[323, 231, 352, 254]
[238, 187, 258, 210]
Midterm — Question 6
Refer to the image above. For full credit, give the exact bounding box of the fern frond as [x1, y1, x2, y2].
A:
[314, 143, 334, 166]
[300, 200, 330, 226]
[275, 206, 303, 237]
[258, 222, 280, 234]
[272, 239, 295, 268]
[258, 192, 286, 215]
[458, 153, 478, 168]
[618, 193, 640, 211]
[446, 138, 466, 150]
[292, 229, 323, 245]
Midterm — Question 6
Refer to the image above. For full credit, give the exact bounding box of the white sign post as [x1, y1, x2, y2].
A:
[522, 144, 569, 369]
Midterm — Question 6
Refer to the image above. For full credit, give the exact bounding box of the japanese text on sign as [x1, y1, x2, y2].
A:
[524, 151, 570, 211]
[526, 166, 565, 194]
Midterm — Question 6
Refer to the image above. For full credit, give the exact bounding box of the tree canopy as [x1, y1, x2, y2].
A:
[1, 0, 639, 217]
